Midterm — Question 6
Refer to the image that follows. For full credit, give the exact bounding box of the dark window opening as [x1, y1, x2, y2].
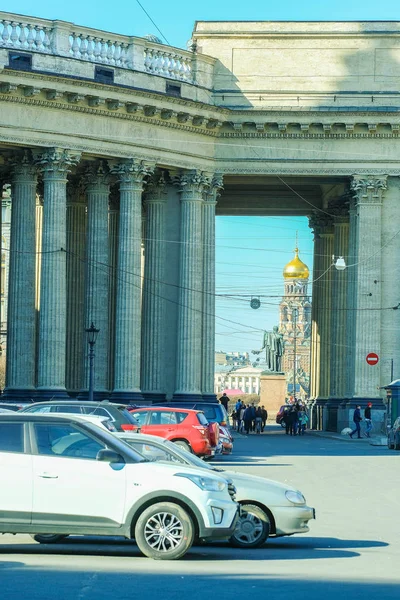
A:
[166, 83, 181, 97]
[94, 66, 114, 84]
[8, 52, 32, 70]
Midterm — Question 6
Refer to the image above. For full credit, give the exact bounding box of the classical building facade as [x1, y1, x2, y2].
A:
[214, 365, 262, 395]
[0, 15, 399, 428]
[280, 249, 311, 399]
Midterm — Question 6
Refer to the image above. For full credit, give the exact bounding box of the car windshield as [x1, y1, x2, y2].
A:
[161, 439, 214, 470]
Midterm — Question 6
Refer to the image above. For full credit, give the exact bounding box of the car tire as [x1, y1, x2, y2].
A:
[172, 439, 192, 453]
[230, 503, 270, 549]
[280, 420, 286, 429]
[134, 501, 194, 560]
[31, 534, 68, 544]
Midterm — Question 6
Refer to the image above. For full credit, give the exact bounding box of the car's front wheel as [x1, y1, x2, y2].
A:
[134, 502, 194, 560]
[280, 420, 286, 428]
[31, 534, 68, 544]
[230, 503, 270, 549]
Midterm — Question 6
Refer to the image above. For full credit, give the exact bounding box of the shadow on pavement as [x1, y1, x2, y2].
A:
[1, 567, 398, 600]
[0, 534, 387, 562]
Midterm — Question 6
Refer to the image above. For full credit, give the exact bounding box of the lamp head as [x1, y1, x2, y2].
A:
[85, 322, 100, 344]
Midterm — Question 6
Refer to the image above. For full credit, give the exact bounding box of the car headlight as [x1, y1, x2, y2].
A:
[285, 490, 306, 505]
[175, 473, 226, 492]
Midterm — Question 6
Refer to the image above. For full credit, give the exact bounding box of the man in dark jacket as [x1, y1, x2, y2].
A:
[364, 402, 372, 437]
[261, 405, 268, 432]
[350, 405, 362, 439]
[219, 393, 229, 411]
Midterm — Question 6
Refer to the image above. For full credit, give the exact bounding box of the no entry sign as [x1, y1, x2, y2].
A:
[366, 352, 379, 366]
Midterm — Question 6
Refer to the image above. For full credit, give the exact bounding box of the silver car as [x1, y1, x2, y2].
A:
[115, 431, 315, 549]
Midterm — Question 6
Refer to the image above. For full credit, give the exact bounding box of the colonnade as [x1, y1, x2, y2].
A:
[1, 147, 221, 403]
[309, 175, 400, 430]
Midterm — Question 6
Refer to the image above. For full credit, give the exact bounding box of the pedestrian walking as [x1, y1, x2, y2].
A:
[261, 405, 268, 432]
[255, 407, 263, 434]
[350, 405, 362, 439]
[249, 403, 256, 432]
[364, 402, 373, 437]
[287, 405, 299, 436]
[298, 406, 308, 435]
[239, 405, 246, 433]
[231, 409, 238, 431]
[243, 405, 253, 435]
[219, 392, 230, 411]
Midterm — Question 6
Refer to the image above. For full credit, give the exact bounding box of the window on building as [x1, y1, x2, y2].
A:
[8, 52, 32, 70]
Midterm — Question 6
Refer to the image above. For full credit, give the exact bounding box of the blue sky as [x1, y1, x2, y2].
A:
[4, 1, 388, 352]
[5, 0, 399, 49]
[215, 217, 313, 355]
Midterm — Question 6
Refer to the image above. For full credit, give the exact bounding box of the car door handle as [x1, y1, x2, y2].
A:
[38, 472, 59, 479]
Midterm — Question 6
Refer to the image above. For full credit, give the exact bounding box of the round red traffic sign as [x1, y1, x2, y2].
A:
[366, 352, 379, 366]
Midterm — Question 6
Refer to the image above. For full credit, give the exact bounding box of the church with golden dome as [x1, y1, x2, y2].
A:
[279, 247, 312, 398]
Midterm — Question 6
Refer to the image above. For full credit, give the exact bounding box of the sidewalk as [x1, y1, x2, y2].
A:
[308, 430, 387, 445]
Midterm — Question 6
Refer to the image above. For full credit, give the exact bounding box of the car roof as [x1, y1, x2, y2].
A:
[0, 413, 104, 422]
[21, 400, 128, 408]
[132, 407, 202, 414]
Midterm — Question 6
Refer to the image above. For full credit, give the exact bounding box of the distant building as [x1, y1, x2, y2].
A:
[280, 247, 311, 399]
[214, 364, 262, 395]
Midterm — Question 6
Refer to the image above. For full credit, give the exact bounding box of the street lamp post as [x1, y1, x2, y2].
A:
[85, 322, 100, 403]
[292, 307, 298, 400]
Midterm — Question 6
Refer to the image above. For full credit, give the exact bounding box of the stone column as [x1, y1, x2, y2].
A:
[111, 158, 154, 402]
[108, 187, 119, 392]
[4, 152, 38, 400]
[82, 162, 111, 399]
[329, 196, 350, 401]
[308, 214, 333, 429]
[380, 177, 400, 389]
[66, 179, 86, 395]
[344, 196, 358, 399]
[141, 171, 167, 401]
[202, 173, 223, 401]
[174, 170, 209, 399]
[35, 148, 80, 397]
[350, 176, 387, 404]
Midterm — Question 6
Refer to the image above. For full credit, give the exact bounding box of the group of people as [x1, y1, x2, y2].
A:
[230, 399, 268, 435]
[283, 401, 309, 436]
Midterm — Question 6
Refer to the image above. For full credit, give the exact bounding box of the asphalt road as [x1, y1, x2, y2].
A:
[2, 425, 399, 600]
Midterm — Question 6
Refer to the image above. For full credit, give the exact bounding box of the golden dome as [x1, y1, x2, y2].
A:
[283, 248, 310, 279]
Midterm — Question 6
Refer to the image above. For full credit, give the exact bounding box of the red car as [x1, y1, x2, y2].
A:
[129, 407, 218, 458]
[276, 405, 290, 427]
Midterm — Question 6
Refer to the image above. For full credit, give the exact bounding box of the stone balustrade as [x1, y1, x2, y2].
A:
[0, 12, 194, 83]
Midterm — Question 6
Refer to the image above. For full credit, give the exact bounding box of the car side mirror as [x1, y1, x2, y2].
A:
[96, 449, 125, 464]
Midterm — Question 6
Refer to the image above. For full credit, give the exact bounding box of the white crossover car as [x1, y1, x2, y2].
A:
[0, 414, 238, 560]
[116, 432, 315, 549]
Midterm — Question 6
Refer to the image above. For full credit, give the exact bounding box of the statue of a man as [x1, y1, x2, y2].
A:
[253, 325, 285, 372]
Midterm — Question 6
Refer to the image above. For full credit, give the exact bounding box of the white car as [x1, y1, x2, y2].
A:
[116, 432, 315, 549]
[0, 413, 238, 560]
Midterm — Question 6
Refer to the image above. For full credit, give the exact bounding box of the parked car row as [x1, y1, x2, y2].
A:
[0, 412, 238, 560]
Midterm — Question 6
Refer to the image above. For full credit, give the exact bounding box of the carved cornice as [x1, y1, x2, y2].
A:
[2, 79, 400, 140]
[351, 175, 388, 204]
